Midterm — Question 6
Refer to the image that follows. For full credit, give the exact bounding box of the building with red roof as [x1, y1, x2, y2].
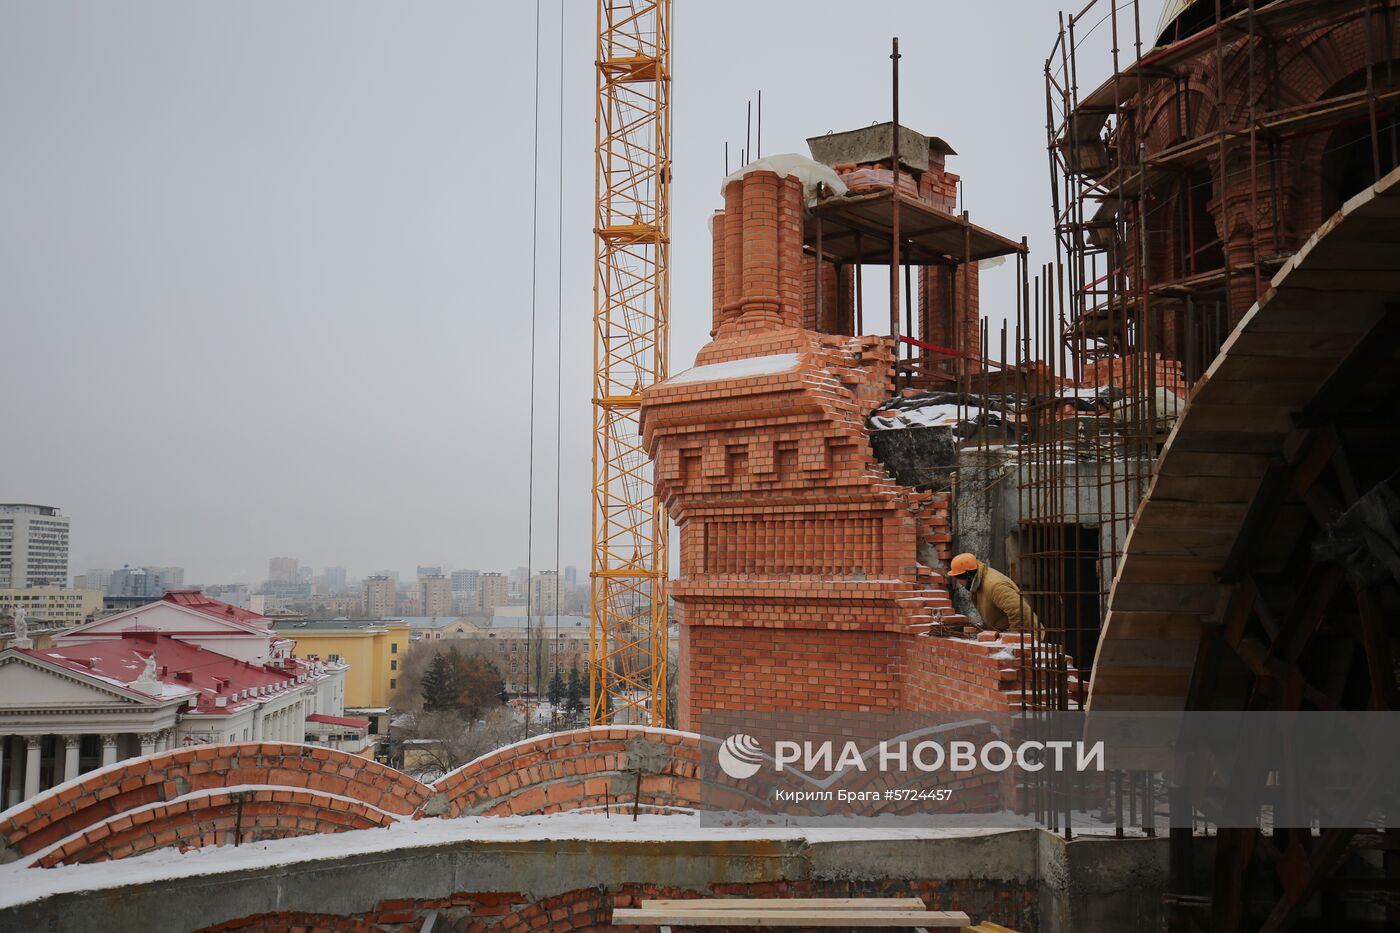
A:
[0, 594, 360, 808]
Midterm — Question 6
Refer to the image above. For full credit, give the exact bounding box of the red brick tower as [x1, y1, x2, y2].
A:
[642, 146, 1032, 729]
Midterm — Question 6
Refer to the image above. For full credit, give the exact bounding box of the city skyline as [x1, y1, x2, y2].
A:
[1, 2, 1080, 585]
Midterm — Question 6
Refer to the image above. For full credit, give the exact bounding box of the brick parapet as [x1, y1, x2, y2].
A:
[0, 743, 428, 866]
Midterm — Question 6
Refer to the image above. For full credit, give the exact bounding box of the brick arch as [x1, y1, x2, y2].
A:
[0, 742, 431, 866]
[199, 911, 383, 933]
[32, 788, 398, 867]
[430, 726, 782, 818]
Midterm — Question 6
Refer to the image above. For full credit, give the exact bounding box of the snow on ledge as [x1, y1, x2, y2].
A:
[666, 353, 801, 386]
[720, 153, 849, 203]
[0, 811, 1021, 911]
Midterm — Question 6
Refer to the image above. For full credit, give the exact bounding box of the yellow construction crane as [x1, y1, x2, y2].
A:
[590, 0, 670, 725]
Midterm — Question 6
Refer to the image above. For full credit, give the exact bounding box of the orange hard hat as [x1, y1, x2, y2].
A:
[949, 553, 979, 576]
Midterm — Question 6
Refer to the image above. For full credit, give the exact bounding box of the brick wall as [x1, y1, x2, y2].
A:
[1118, 11, 1400, 327]
[0, 743, 427, 867]
[645, 164, 1049, 730]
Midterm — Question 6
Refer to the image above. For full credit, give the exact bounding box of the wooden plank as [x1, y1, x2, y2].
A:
[1110, 583, 1221, 614]
[1169, 429, 1288, 455]
[1206, 354, 1339, 383]
[1150, 473, 1262, 504]
[1175, 403, 1297, 435]
[1117, 526, 1236, 557]
[1085, 693, 1187, 712]
[638, 898, 928, 911]
[1137, 500, 1249, 530]
[1093, 636, 1201, 668]
[1100, 611, 1205, 640]
[1154, 451, 1267, 478]
[1089, 668, 1192, 698]
[1114, 555, 1222, 585]
[613, 907, 971, 927]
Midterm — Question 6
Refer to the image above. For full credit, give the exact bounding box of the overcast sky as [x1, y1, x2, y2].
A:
[0, 1, 1164, 585]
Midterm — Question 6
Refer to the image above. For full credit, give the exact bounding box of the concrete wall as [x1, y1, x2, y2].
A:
[0, 827, 1178, 933]
[953, 448, 1151, 590]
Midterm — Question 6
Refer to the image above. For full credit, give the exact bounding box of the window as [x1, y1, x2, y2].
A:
[390, 659, 398, 671]
[391, 642, 398, 654]
[390, 678, 397, 689]
[328, 653, 340, 662]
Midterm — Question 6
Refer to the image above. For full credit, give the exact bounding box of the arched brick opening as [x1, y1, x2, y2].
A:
[430, 726, 769, 818]
[199, 912, 383, 933]
[0, 742, 429, 865]
[33, 788, 399, 867]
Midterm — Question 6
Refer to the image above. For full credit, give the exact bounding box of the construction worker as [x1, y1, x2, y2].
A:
[947, 553, 1045, 638]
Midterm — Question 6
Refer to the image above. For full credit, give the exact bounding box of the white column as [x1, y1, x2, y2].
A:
[139, 732, 157, 758]
[154, 730, 170, 753]
[23, 736, 42, 801]
[63, 736, 81, 783]
[101, 734, 119, 767]
[6, 737, 23, 808]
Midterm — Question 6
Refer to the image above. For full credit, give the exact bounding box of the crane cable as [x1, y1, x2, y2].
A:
[523, 0, 542, 740]
[554, 0, 564, 684]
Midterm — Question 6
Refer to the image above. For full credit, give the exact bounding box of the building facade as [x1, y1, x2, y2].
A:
[418, 574, 452, 618]
[106, 565, 183, 599]
[0, 589, 102, 628]
[528, 571, 560, 617]
[476, 572, 508, 613]
[449, 569, 479, 614]
[271, 618, 409, 708]
[0, 504, 70, 589]
[0, 592, 350, 805]
[444, 616, 589, 695]
[361, 575, 395, 618]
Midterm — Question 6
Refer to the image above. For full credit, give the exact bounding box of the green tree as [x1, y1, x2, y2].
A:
[565, 664, 586, 719]
[546, 668, 566, 708]
[421, 653, 459, 713]
[444, 650, 506, 719]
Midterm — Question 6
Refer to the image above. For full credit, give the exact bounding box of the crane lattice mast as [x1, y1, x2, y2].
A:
[590, 0, 670, 725]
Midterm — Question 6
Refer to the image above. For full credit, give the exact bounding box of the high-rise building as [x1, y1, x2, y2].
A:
[268, 557, 300, 585]
[529, 571, 560, 617]
[108, 566, 183, 599]
[202, 583, 251, 608]
[152, 566, 184, 590]
[361, 575, 395, 619]
[564, 565, 578, 586]
[418, 574, 452, 619]
[320, 566, 348, 594]
[450, 569, 479, 598]
[74, 569, 114, 593]
[508, 566, 530, 598]
[477, 572, 508, 613]
[0, 505, 71, 589]
[416, 565, 443, 578]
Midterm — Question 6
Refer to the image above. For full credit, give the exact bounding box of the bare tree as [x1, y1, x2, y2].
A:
[391, 706, 518, 781]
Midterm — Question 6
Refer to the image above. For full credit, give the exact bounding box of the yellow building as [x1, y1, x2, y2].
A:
[0, 588, 102, 628]
[270, 619, 408, 708]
